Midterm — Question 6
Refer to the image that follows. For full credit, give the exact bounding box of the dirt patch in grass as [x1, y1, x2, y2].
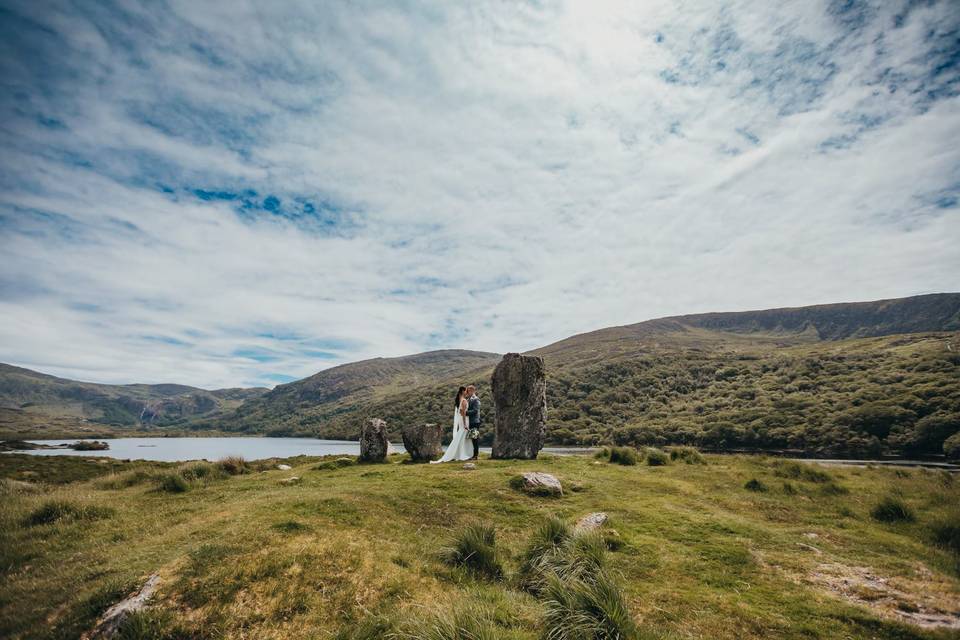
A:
[807, 562, 960, 629]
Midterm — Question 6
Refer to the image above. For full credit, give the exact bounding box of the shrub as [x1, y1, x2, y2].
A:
[541, 572, 638, 640]
[644, 448, 669, 466]
[744, 478, 767, 492]
[155, 472, 190, 493]
[594, 447, 611, 460]
[25, 500, 113, 526]
[440, 523, 503, 580]
[773, 461, 831, 483]
[670, 446, 705, 464]
[217, 456, 250, 475]
[870, 496, 916, 523]
[608, 447, 638, 466]
[72, 440, 110, 451]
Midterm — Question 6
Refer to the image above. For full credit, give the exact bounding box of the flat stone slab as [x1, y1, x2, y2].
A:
[84, 574, 160, 639]
[514, 471, 562, 496]
[462, 463, 477, 470]
[574, 512, 608, 533]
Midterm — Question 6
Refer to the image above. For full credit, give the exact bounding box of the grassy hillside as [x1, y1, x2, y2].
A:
[1, 452, 958, 639]
[0, 363, 267, 438]
[197, 349, 501, 436]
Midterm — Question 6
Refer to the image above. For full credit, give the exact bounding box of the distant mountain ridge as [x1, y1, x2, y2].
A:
[2, 293, 958, 456]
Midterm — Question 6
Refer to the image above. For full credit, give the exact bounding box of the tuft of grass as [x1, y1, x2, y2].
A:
[399, 603, 501, 640]
[781, 481, 797, 495]
[541, 572, 638, 640]
[870, 496, 916, 523]
[97, 469, 155, 490]
[179, 461, 223, 483]
[931, 515, 960, 557]
[594, 447, 611, 460]
[115, 609, 194, 640]
[217, 456, 250, 475]
[819, 481, 849, 496]
[315, 457, 358, 471]
[644, 448, 669, 466]
[154, 472, 190, 494]
[773, 461, 831, 483]
[518, 516, 573, 592]
[439, 523, 503, 580]
[669, 446, 705, 464]
[272, 520, 310, 534]
[608, 447, 639, 466]
[744, 478, 767, 492]
[25, 499, 113, 526]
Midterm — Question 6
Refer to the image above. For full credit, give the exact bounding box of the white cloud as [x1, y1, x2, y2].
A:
[0, 0, 958, 388]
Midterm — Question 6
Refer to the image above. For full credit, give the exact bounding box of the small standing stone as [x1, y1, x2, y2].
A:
[360, 418, 389, 463]
[491, 353, 547, 459]
[401, 423, 443, 462]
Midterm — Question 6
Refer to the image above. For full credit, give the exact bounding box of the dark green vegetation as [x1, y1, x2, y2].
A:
[871, 496, 917, 523]
[2, 452, 959, 639]
[3, 294, 959, 457]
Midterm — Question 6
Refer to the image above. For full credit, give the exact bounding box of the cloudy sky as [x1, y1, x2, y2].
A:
[1, 0, 959, 389]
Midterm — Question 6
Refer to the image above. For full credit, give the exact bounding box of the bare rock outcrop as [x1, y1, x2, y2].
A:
[83, 574, 160, 639]
[360, 418, 389, 463]
[401, 423, 443, 462]
[491, 353, 547, 459]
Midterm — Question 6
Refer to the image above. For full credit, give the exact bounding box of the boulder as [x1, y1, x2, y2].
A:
[279, 476, 301, 486]
[511, 471, 562, 496]
[360, 418, 389, 463]
[574, 512, 608, 533]
[277, 464, 292, 470]
[462, 463, 477, 470]
[491, 353, 547, 459]
[401, 423, 443, 462]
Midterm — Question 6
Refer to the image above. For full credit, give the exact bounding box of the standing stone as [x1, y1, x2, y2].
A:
[491, 353, 547, 459]
[360, 418, 389, 463]
[401, 423, 443, 462]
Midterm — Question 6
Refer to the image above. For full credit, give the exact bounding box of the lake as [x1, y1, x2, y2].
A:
[6, 438, 592, 462]
[9, 437, 364, 462]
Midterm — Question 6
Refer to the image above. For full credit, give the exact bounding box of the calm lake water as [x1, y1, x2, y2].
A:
[12, 438, 365, 462]
[8, 438, 596, 462]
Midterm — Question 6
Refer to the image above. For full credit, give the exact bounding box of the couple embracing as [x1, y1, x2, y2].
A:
[431, 384, 480, 463]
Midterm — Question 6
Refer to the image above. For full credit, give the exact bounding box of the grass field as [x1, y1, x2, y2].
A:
[1, 451, 958, 639]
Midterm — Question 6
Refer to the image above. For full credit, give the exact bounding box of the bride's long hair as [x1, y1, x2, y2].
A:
[454, 385, 466, 408]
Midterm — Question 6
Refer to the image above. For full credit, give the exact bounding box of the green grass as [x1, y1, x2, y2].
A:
[1, 453, 959, 640]
[440, 522, 504, 580]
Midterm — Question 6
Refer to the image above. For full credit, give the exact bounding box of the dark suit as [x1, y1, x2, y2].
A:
[466, 395, 481, 459]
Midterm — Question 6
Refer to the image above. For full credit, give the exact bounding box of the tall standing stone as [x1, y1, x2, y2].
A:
[491, 353, 547, 459]
[401, 423, 443, 462]
[360, 418, 389, 463]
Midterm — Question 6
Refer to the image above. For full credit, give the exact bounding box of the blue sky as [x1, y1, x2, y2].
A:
[1, 0, 958, 389]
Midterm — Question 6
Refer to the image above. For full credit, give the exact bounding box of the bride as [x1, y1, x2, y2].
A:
[431, 385, 474, 463]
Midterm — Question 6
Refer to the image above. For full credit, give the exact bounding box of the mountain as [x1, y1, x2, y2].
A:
[3, 293, 959, 457]
[0, 363, 267, 438]
[205, 293, 959, 457]
[202, 349, 502, 436]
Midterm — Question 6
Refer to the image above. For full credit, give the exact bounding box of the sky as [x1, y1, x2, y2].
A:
[1, 0, 959, 389]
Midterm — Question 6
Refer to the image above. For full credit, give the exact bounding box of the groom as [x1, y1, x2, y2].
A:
[465, 384, 481, 460]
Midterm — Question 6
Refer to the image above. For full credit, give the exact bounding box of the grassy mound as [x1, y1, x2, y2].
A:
[440, 523, 504, 580]
[25, 500, 113, 526]
[871, 496, 916, 523]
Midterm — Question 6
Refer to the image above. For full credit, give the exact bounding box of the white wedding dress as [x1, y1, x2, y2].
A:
[431, 406, 473, 463]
